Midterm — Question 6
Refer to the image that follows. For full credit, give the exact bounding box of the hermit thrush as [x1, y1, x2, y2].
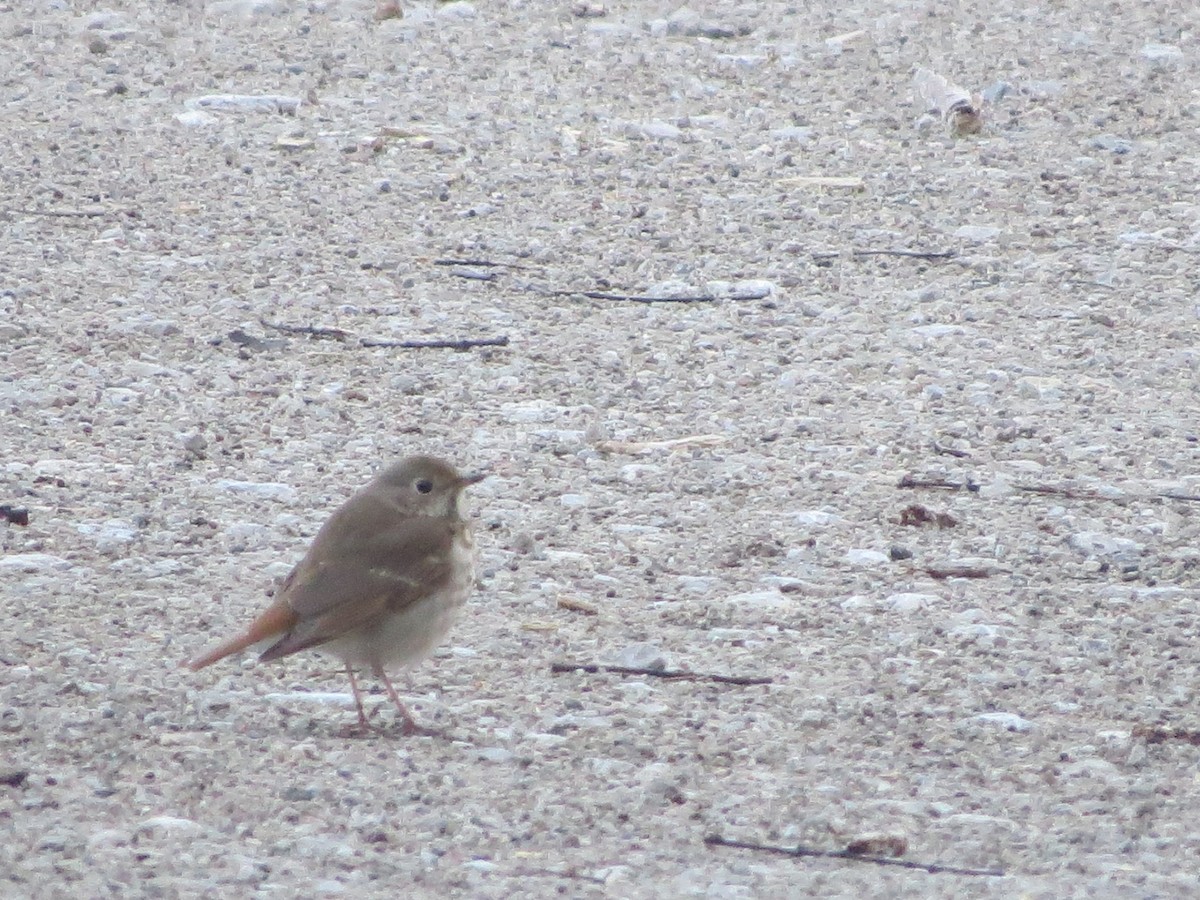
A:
[185, 455, 484, 735]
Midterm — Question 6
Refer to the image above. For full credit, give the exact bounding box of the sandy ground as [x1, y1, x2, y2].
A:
[3, 0, 1200, 897]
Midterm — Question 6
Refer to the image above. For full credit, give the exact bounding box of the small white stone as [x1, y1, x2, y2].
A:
[844, 548, 889, 566]
[954, 225, 1002, 242]
[969, 712, 1033, 732]
[0, 553, 73, 572]
[886, 592, 938, 612]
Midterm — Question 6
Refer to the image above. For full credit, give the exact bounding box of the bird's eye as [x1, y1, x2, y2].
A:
[415, 479, 434, 494]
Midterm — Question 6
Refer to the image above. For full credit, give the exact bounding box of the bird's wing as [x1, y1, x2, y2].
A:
[256, 515, 458, 661]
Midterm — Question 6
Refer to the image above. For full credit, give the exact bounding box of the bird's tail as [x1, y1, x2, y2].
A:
[183, 601, 297, 670]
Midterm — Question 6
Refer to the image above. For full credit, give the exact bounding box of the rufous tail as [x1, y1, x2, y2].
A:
[184, 601, 297, 670]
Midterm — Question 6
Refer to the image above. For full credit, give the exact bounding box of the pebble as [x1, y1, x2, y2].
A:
[1140, 43, 1183, 63]
[0, 553, 73, 572]
[968, 712, 1034, 733]
[724, 589, 790, 608]
[136, 816, 205, 837]
[1067, 531, 1140, 562]
[789, 510, 843, 527]
[184, 94, 302, 114]
[954, 225, 1002, 242]
[626, 120, 682, 141]
[609, 642, 667, 671]
[476, 747, 515, 763]
[844, 548, 889, 566]
[885, 592, 938, 612]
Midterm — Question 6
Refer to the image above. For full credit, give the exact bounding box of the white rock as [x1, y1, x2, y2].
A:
[1067, 531, 1140, 560]
[476, 747, 514, 763]
[174, 109, 218, 127]
[436, 1, 477, 19]
[1141, 43, 1183, 63]
[844, 548, 889, 566]
[910, 324, 966, 338]
[954, 225, 1002, 242]
[184, 94, 302, 115]
[789, 510, 843, 527]
[627, 120, 682, 141]
[74, 521, 137, 550]
[0, 553, 73, 572]
[609, 642, 667, 670]
[136, 816, 204, 836]
[725, 589, 790, 608]
[969, 712, 1033, 732]
[886, 592, 938, 612]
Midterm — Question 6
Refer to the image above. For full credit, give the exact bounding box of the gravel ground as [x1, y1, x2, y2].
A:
[3, 1, 1200, 897]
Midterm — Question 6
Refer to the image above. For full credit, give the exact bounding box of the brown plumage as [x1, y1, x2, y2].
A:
[185, 455, 484, 734]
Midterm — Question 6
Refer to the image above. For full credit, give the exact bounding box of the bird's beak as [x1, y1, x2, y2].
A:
[460, 471, 487, 487]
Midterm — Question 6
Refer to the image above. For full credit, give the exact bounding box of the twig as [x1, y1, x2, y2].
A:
[931, 441, 970, 458]
[550, 289, 716, 304]
[433, 258, 528, 269]
[260, 320, 507, 350]
[260, 319, 352, 341]
[704, 835, 1005, 877]
[855, 249, 957, 260]
[811, 249, 956, 261]
[3, 206, 117, 218]
[551, 662, 772, 686]
[898, 475, 980, 492]
[359, 336, 509, 350]
[921, 566, 993, 580]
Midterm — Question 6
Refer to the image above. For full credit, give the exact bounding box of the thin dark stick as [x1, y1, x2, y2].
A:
[433, 258, 527, 269]
[260, 319, 352, 341]
[897, 475, 980, 492]
[550, 662, 772, 686]
[704, 835, 1005, 878]
[4, 206, 116, 218]
[360, 336, 509, 350]
[545, 288, 716, 304]
[931, 441, 970, 459]
[853, 249, 956, 260]
[260, 319, 507, 351]
[811, 249, 956, 261]
[922, 566, 993, 580]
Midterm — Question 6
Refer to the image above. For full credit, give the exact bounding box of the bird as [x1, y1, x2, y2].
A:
[185, 455, 484, 735]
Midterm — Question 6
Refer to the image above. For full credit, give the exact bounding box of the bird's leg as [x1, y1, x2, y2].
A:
[343, 664, 374, 735]
[373, 664, 443, 737]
